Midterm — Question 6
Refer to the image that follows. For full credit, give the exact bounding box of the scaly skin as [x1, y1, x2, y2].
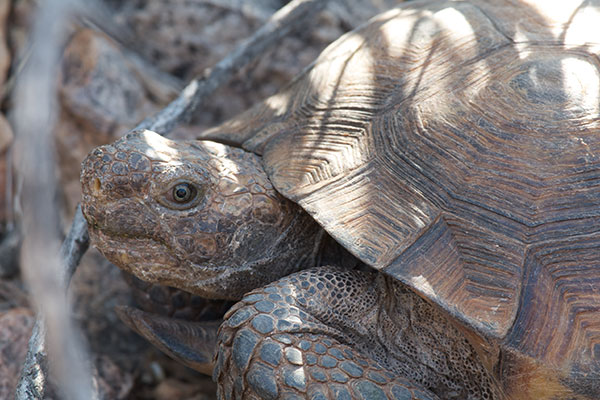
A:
[80, 129, 502, 399]
[216, 267, 500, 400]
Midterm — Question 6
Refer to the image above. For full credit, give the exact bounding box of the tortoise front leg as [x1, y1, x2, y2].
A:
[116, 306, 221, 375]
[214, 267, 440, 400]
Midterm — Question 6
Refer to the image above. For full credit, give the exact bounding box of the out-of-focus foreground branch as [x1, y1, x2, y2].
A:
[16, 0, 328, 398]
[13, 0, 97, 398]
[15, 206, 91, 399]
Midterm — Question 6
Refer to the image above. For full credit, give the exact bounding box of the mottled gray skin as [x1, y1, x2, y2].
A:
[81, 130, 501, 400]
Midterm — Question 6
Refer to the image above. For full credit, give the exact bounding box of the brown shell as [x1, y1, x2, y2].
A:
[202, 0, 600, 391]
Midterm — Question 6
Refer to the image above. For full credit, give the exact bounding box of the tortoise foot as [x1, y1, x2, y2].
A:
[215, 267, 439, 400]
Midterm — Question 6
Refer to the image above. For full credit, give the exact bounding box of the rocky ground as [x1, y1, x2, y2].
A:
[0, 0, 402, 398]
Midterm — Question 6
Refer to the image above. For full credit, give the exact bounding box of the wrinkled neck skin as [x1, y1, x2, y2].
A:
[81, 130, 348, 300]
[199, 206, 327, 300]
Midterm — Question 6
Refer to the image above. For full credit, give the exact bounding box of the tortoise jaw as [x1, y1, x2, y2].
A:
[87, 226, 177, 279]
[87, 224, 254, 300]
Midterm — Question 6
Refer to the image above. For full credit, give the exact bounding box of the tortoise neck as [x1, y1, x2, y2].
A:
[315, 231, 362, 270]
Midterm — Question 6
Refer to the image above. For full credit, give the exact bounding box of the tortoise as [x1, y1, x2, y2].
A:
[80, 0, 600, 398]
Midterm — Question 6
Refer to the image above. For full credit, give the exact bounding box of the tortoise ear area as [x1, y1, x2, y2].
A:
[115, 305, 220, 375]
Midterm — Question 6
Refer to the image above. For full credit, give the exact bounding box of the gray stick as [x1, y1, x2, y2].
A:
[15, 206, 91, 399]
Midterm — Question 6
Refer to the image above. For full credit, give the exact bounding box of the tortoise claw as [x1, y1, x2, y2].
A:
[115, 305, 221, 375]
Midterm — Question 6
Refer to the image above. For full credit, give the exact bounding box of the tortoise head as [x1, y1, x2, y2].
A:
[80, 130, 324, 299]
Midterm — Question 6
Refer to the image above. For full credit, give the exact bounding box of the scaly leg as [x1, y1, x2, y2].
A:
[214, 267, 448, 400]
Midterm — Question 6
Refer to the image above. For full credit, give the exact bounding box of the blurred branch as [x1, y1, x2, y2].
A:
[18, 0, 328, 398]
[13, 0, 97, 397]
[16, 205, 90, 399]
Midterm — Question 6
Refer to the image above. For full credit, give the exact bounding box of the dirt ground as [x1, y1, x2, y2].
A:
[0, 0, 402, 398]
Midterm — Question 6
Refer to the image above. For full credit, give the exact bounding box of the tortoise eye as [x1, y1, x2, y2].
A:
[158, 181, 204, 210]
[173, 183, 195, 203]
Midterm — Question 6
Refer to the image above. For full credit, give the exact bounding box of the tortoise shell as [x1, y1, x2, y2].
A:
[201, 0, 600, 396]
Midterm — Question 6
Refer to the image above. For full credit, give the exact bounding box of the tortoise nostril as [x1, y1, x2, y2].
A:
[92, 178, 101, 195]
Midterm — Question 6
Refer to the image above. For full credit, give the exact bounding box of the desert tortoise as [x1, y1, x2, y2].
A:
[81, 0, 600, 398]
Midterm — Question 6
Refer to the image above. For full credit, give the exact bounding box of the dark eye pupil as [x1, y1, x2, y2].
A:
[173, 184, 192, 202]
[175, 188, 188, 199]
